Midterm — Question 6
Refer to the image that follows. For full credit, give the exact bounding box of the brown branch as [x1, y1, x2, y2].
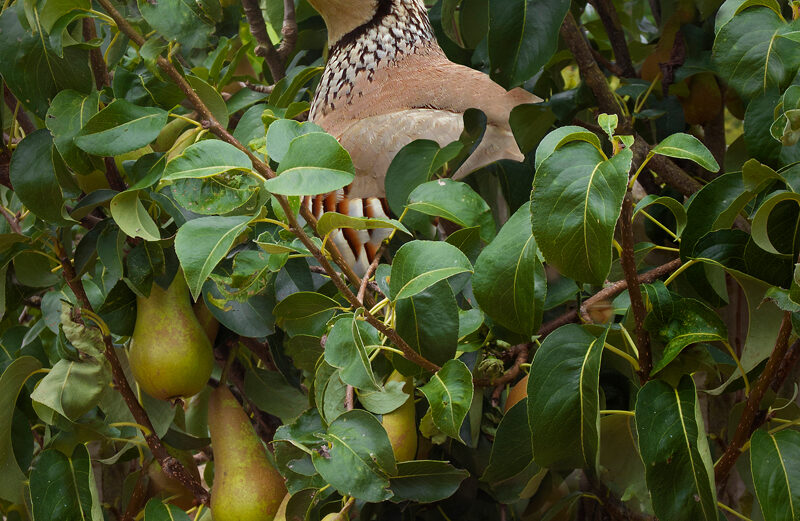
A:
[345, 385, 354, 411]
[491, 345, 529, 403]
[619, 193, 652, 382]
[358, 244, 385, 304]
[772, 339, 800, 392]
[0, 205, 22, 234]
[54, 241, 210, 505]
[277, 0, 298, 61]
[121, 467, 148, 521]
[3, 86, 35, 135]
[95, 0, 438, 374]
[588, 0, 636, 77]
[539, 258, 682, 338]
[559, 13, 703, 197]
[714, 311, 795, 483]
[240, 0, 286, 81]
[103, 157, 127, 192]
[239, 336, 277, 371]
[82, 18, 110, 89]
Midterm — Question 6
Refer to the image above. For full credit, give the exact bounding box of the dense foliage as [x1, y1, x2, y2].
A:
[1, 0, 800, 519]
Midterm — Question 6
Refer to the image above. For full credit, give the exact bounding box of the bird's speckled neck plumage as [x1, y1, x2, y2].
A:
[310, 0, 437, 120]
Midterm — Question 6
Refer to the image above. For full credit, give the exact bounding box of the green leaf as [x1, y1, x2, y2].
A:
[750, 429, 800, 521]
[715, 0, 782, 33]
[487, 0, 570, 88]
[635, 376, 717, 521]
[110, 191, 162, 241]
[389, 461, 469, 503]
[633, 195, 688, 237]
[162, 140, 252, 181]
[473, 203, 545, 338]
[419, 359, 474, 442]
[357, 380, 411, 415]
[385, 140, 462, 216]
[646, 298, 728, 374]
[394, 281, 459, 376]
[650, 133, 720, 172]
[389, 241, 473, 300]
[9, 130, 75, 226]
[29, 446, 103, 521]
[75, 99, 168, 156]
[0, 356, 42, 503]
[31, 357, 112, 422]
[314, 362, 348, 424]
[266, 133, 354, 196]
[244, 368, 307, 422]
[143, 498, 192, 521]
[712, 7, 800, 98]
[406, 179, 496, 243]
[531, 142, 631, 284]
[187, 76, 229, 128]
[45, 90, 99, 174]
[528, 324, 606, 471]
[0, 8, 92, 118]
[265, 119, 325, 163]
[137, 0, 214, 51]
[174, 215, 252, 299]
[751, 191, 800, 255]
[316, 213, 409, 240]
[324, 314, 381, 392]
[312, 409, 396, 502]
[481, 399, 543, 503]
[534, 125, 603, 169]
[273, 291, 340, 321]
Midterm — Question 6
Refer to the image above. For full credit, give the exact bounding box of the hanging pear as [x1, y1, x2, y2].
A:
[128, 273, 213, 401]
[381, 371, 417, 462]
[208, 385, 287, 521]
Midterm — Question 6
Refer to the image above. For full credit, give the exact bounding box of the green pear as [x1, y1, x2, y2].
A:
[129, 274, 213, 401]
[381, 371, 417, 462]
[208, 385, 287, 521]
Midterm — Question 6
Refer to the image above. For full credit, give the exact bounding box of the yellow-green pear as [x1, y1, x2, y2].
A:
[129, 274, 214, 401]
[208, 385, 287, 521]
[381, 371, 417, 462]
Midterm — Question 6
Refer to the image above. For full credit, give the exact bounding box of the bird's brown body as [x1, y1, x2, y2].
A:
[305, 0, 540, 272]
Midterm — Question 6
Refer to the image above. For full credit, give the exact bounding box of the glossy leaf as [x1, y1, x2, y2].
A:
[650, 133, 720, 172]
[75, 99, 167, 156]
[45, 90, 99, 174]
[481, 399, 543, 503]
[174, 215, 252, 299]
[528, 324, 606, 471]
[406, 179, 495, 243]
[712, 7, 800, 98]
[635, 376, 716, 521]
[324, 314, 381, 391]
[0, 356, 42, 503]
[265, 119, 326, 163]
[312, 410, 396, 502]
[162, 140, 252, 181]
[385, 140, 462, 215]
[244, 368, 307, 422]
[750, 429, 800, 521]
[266, 133, 354, 195]
[316, 212, 409, 240]
[389, 241, 473, 300]
[137, 0, 214, 51]
[110, 191, 162, 241]
[389, 461, 469, 503]
[419, 359, 474, 442]
[751, 191, 800, 255]
[531, 142, 631, 284]
[9, 130, 75, 226]
[633, 195, 688, 237]
[487, 0, 570, 88]
[143, 498, 191, 521]
[29, 446, 103, 521]
[473, 203, 546, 338]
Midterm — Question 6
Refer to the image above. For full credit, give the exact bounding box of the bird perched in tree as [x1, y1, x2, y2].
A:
[305, 0, 540, 273]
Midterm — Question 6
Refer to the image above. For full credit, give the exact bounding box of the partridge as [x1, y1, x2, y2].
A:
[305, 0, 540, 273]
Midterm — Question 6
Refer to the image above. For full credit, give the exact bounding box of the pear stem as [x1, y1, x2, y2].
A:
[54, 239, 211, 506]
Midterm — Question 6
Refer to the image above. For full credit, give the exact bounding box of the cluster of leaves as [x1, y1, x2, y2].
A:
[1, 0, 800, 519]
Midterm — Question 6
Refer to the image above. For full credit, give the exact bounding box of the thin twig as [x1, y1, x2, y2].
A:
[103, 157, 127, 192]
[588, 0, 636, 77]
[358, 244, 385, 304]
[239, 336, 277, 371]
[772, 339, 800, 392]
[491, 345, 529, 404]
[277, 0, 298, 60]
[619, 193, 652, 382]
[714, 312, 794, 483]
[3, 86, 35, 135]
[345, 385, 354, 411]
[83, 18, 110, 89]
[539, 258, 682, 338]
[240, 0, 285, 81]
[54, 241, 210, 505]
[121, 467, 148, 521]
[0, 205, 21, 234]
